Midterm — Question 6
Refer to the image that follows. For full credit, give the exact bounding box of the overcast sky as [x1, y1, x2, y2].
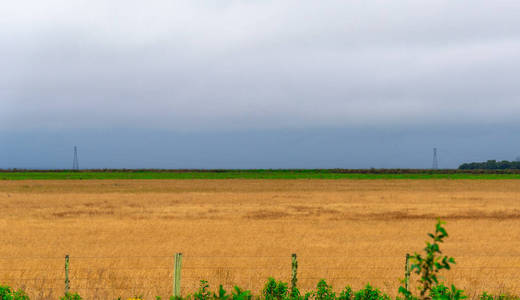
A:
[2, 1, 520, 169]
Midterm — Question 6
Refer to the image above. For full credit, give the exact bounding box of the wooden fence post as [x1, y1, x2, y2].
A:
[65, 254, 70, 295]
[405, 253, 410, 292]
[173, 253, 183, 298]
[291, 253, 298, 294]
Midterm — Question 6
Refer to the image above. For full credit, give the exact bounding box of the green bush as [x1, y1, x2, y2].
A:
[263, 278, 289, 300]
[183, 280, 392, 300]
[399, 220, 460, 300]
[194, 280, 212, 300]
[354, 284, 390, 300]
[479, 292, 520, 300]
[0, 285, 29, 300]
[213, 285, 230, 300]
[338, 286, 353, 300]
[430, 284, 466, 300]
[315, 280, 335, 300]
[60, 292, 82, 300]
[231, 286, 252, 300]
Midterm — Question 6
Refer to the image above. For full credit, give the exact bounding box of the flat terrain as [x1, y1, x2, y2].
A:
[4, 170, 520, 180]
[1, 180, 520, 299]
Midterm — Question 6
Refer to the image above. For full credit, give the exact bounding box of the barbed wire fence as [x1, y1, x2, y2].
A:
[1, 254, 520, 299]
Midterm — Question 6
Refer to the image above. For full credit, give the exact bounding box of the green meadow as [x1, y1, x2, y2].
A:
[2, 170, 520, 180]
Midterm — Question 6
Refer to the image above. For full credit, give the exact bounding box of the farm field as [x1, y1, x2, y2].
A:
[1, 179, 520, 299]
[4, 170, 520, 180]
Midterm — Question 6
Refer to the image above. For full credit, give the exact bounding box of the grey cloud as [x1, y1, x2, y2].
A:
[2, 0, 520, 131]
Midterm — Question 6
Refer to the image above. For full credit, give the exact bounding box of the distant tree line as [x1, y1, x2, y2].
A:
[459, 160, 520, 170]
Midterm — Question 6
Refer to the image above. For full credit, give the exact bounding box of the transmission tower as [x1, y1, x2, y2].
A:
[72, 146, 79, 171]
[432, 147, 438, 170]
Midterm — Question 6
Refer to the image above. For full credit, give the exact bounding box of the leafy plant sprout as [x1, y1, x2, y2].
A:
[399, 219, 458, 300]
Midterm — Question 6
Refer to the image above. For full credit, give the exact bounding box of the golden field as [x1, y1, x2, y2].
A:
[1, 179, 520, 299]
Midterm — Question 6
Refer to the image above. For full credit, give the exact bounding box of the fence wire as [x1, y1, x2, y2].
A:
[1, 255, 520, 299]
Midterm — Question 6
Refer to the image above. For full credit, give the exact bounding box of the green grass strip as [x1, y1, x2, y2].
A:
[3, 171, 520, 180]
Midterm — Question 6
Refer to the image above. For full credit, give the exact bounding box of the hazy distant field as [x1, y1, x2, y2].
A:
[4, 169, 520, 180]
[1, 179, 520, 299]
